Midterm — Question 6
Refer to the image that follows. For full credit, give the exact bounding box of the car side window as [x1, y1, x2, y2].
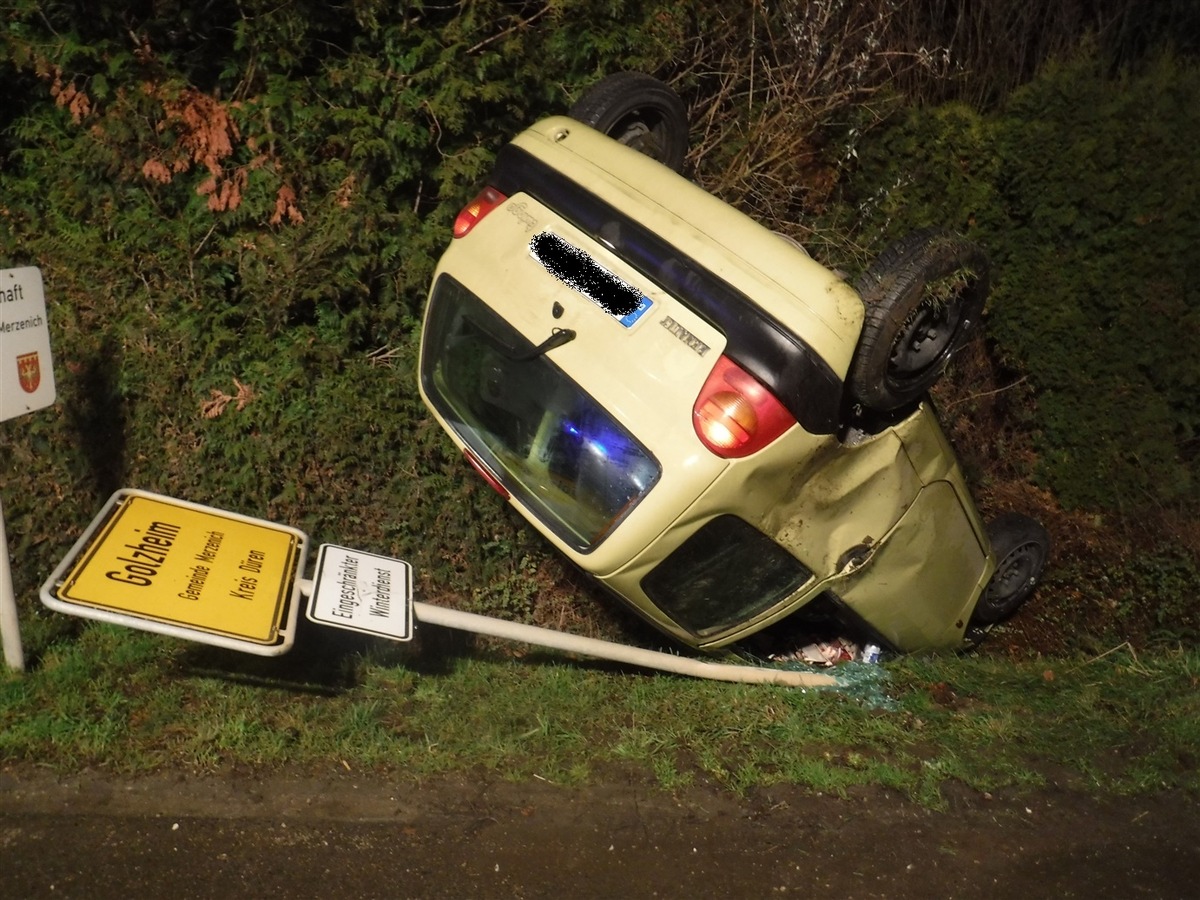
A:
[642, 516, 812, 635]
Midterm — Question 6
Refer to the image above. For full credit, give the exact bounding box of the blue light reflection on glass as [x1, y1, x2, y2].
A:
[559, 415, 656, 496]
[562, 416, 622, 459]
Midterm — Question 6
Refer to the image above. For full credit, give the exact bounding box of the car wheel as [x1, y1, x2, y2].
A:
[568, 72, 689, 173]
[849, 229, 989, 411]
[972, 513, 1050, 625]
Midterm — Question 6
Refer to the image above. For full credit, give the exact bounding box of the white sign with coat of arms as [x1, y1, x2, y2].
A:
[1, 267, 56, 423]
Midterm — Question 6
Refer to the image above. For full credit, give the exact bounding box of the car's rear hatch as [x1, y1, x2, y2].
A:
[421, 206, 729, 576]
[420, 118, 862, 576]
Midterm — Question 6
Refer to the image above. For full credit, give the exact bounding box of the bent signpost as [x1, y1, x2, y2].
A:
[37, 489, 837, 687]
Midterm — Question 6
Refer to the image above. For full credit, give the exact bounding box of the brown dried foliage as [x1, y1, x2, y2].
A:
[48, 68, 92, 123]
[270, 183, 304, 226]
[201, 379, 255, 419]
[138, 85, 273, 213]
[38, 49, 299, 221]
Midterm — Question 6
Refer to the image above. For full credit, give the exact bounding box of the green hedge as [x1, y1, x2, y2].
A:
[0, 1, 695, 652]
[841, 52, 1200, 512]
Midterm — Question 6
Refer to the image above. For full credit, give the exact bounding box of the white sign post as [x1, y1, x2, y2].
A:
[0, 496, 25, 672]
[1, 266, 58, 672]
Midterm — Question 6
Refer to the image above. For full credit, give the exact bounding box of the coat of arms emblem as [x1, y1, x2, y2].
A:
[17, 351, 40, 394]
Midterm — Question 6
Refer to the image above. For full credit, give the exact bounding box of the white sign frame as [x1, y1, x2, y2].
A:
[40, 489, 309, 656]
[1, 266, 56, 422]
[307, 544, 414, 641]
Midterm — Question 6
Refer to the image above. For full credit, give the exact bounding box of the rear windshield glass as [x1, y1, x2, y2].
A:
[421, 275, 660, 552]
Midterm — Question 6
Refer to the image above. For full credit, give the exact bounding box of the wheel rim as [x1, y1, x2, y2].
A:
[608, 112, 669, 161]
[887, 300, 961, 384]
[986, 540, 1042, 605]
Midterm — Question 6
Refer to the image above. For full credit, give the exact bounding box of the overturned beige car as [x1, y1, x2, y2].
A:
[418, 74, 1048, 655]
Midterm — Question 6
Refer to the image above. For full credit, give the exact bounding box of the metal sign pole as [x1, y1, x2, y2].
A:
[0, 494, 25, 672]
[2, 266, 55, 674]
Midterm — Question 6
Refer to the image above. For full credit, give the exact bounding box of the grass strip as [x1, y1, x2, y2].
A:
[2, 623, 1196, 807]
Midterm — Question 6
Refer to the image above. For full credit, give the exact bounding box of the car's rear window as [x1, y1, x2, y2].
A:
[421, 275, 660, 552]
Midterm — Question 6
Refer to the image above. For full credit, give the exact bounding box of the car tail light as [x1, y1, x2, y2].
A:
[692, 356, 795, 458]
[463, 448, 509, 498]
[453, 186, 507, 238]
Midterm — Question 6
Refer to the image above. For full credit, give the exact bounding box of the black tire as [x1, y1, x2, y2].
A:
[972, 513, 1050, 625]
[848, 230, 990, 411]
[568, 72, 689, 173]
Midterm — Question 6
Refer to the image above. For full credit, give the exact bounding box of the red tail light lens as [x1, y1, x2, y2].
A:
[463, 448, 509, 499]
[453, 186, 507, 238]
[693, 356, 796, 458]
